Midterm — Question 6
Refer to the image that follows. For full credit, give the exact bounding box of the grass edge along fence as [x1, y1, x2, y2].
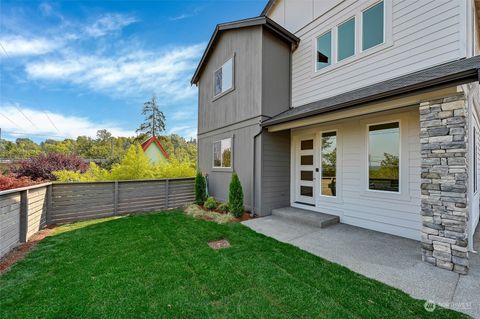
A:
[0, 177, 195, 258]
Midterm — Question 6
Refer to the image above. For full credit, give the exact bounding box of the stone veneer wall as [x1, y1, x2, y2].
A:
[420, 94, 469, 274]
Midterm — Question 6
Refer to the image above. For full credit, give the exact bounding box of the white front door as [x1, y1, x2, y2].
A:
[294, 131, 338, 206]
[295, 135, 316, 205]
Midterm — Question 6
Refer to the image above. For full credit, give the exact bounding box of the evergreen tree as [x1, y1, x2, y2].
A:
[228, 172, 244, 218]
[194, 172, 207, 205]
[136, 95, 166, 137]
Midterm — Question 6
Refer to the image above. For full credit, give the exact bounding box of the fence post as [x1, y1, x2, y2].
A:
[165, 179, 169, 209]
[113, 181, 119, 215]
[19, 190, 29, 243]
[46, 184, 53, 225]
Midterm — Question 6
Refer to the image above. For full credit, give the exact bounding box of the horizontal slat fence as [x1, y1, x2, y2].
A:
[0, 178, 195, 258]
[0, 192, 22, 258]
[0, 183, 50, 258]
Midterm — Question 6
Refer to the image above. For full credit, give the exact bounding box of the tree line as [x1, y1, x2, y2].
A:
[0, 130, 197, 168]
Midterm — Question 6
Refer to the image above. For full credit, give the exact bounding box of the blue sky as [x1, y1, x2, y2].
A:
[0, 0, 265, 142]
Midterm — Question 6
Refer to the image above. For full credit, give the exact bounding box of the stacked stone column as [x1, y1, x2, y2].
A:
[420, 94, 469, 274]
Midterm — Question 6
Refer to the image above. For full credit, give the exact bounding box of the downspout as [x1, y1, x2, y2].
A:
[252, 126, 263, 217]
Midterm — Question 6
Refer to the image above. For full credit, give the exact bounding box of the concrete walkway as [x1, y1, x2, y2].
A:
[242, 216, 480, 318]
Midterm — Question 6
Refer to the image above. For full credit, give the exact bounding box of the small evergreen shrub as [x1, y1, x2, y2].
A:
[228, 172, 244, 218]
[217, 202, 229, 213]
[195, 172, 207, 205]
[204, 197, 217, 210]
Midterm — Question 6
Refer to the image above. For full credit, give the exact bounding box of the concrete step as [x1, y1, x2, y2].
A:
[271, 207, 340, 228]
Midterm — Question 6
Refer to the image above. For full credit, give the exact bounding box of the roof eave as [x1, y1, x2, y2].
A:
[261, 65, 480, 128]
[261, 0, 276, 16]
[190, 16, 298, 85]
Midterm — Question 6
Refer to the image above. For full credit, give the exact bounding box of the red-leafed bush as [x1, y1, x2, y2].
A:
[13, 153, 88, 181]
[0, 174, 41, 191]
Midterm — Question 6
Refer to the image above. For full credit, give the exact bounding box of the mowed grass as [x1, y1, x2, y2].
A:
[0, 211, 468, 319]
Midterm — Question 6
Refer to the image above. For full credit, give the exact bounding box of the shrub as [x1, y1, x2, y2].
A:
[228, 172, 244, 218]
[153, 159, 196, 179]
[217, 202, 229, 213]
[194, 172, 207, 205]
[204, 197, 217, 210]
[13, 153, 88, 181]
[0, 174, 41, 191]
[110, 145, 153, 180]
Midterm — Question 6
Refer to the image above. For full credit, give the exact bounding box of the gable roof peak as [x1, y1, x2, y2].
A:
[190, 15, 298, 85]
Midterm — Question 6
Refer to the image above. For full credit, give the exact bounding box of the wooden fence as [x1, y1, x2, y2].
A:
[0, 178, 195, 258]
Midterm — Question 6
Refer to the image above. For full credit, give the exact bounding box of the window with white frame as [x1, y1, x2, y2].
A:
[362, 1, 385, 51]
[316, 31, 332, 70]
[213, 138, 232, 168]
[337, 18, 355, 61]
[214, 57, 234, 97]
[315, 0, 385, 71]
[368, 122, 399, 192]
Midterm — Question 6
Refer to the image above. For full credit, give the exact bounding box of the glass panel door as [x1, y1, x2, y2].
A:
[320, 131, 337, 197]
[296, 136, 315, 204]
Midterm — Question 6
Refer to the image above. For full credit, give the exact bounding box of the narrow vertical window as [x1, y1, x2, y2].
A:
[362, 1, 384, 51]
[213, 138, 232, 168]
[221, 138, 232, 168]
[368, 122, 399, 192]
[321, 132, 337, 196]
[337, 18, 355, 61]
[213, 141, 221, 167]
[316, 31, 332, 70]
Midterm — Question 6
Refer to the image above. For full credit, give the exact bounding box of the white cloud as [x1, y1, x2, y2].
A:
[39, 3, 53, 16]
[0, 35, 62, 57]
[25, 43, 205, 100]
[168, 125, 197, 140]
[171, 110, 194, 120]
[169, 7, 202, 21]
[0, 104, 133, 140]
[85, 13, 137, 37]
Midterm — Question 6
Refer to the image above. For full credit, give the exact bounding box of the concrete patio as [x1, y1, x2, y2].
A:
[242, 216, 480, 318]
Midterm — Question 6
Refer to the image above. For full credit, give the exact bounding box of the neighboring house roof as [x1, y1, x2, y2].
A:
[141, 136, 169, 159]
[191, 16, 299, 85]
[260, 0, 276, 16]
[261, 56, 480, 127]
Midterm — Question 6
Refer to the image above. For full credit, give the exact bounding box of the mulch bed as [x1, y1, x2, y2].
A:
[0, 226, 55, 275]
[197, 205, 255, 222]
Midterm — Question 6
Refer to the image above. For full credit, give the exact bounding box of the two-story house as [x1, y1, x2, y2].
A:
[192, 0, 480, 274]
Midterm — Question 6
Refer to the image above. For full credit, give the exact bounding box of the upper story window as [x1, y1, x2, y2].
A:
[214, 57, 234, 97]
[316, 31, 332, 70]
[368, 122, 399, 193]
[362, 1, 384, 51]
[213, 138, 232, 168]
[314, 0, 386, 73]
[338, 17, 355, 61]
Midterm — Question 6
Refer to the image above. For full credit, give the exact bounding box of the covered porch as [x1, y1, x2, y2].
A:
[256, 57, 480, 275]
[242, 215, 480, 318]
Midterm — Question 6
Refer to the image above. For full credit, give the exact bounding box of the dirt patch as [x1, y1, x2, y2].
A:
[208, 239, 231, 250]
[0, 226, 55, 275]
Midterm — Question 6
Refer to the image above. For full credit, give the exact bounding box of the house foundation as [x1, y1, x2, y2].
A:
[420, 94, 469, 274]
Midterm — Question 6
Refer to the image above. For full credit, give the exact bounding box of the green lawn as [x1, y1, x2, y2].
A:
[0, 211, 468, 318]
